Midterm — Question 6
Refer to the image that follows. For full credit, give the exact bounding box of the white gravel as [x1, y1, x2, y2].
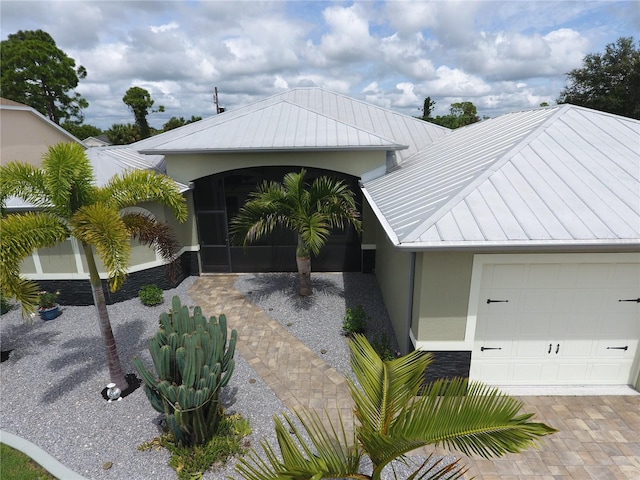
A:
[0, 273, 439, 479]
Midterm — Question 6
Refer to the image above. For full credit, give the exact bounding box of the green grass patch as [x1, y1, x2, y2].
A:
[0, 443, 56, 480]
[139, 412, 251, 480]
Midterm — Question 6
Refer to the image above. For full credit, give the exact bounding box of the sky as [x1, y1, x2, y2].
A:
[1, 0, 637, 130]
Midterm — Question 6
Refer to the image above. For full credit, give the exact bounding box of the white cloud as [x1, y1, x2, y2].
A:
[0, 0, 634, 128]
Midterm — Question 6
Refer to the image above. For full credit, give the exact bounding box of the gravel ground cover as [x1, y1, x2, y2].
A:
[0, 273, 437, 479]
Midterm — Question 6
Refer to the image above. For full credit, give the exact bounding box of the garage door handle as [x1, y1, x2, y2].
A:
[618, 298, 640, 303]
[607, 346, 628, 351]
[486, 299, 509, 304]
[480, 346, 502, 352]
[548, 343, 552, 354]
[556, 344, 560, 354]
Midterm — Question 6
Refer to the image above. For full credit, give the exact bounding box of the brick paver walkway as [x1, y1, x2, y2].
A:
[188, 274, 354, 429]
[189, 274, 640, 479]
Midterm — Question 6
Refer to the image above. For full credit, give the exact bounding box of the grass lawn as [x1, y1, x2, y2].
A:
[0, 443, 56, 480]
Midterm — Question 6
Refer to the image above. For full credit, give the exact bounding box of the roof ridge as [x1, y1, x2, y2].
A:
[401, 106, 565, 243]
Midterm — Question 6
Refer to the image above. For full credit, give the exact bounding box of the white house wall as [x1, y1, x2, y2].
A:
[163, 150, 387, 185]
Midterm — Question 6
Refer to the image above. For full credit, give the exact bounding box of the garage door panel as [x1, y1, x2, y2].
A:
[472, 257, 640, 386]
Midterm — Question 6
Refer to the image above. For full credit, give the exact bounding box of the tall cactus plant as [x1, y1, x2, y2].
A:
[133, 296, 237, 446]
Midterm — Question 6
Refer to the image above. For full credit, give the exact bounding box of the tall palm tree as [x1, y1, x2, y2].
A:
[0, 142, 187, 391]
[230, 169, 361, 296]
[236, 334, 557, 479]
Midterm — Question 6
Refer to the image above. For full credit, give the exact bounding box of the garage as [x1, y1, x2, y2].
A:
[469, 254, 640, 386]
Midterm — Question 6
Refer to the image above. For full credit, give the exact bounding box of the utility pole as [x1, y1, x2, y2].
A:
[214, 87, 225, 114]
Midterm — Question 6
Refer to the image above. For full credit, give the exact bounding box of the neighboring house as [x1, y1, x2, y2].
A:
[0, 97, 85, 167]
[362, 105, 640, 389]
[83, 135, 111, 147]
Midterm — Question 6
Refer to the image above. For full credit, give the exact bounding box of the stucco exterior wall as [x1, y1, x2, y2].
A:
[163, 150, 386, 184]
[374, 224, 413, 354]
[0, 109, 79, 167]
[413, 251, 474, 342]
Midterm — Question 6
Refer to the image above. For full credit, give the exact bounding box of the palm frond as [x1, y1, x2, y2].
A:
[236, 409, 363, 480]
[348, 334, 432, 436]
[0, 212, 68, 314]
[102, 169, 188, 222]
[71, 204, 131, 291]
[42, 142, 96, 217]
[121, 212, 181, 281]
[0, 161, 50, 211]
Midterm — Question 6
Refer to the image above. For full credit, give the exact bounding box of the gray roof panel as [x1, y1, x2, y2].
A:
[134, 88, 448, 159]
[364, 105, 640, 248]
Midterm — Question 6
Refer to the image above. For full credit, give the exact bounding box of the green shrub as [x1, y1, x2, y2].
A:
[341, 304, 368, 336]
[138, 284, 164, 306]
[371, 333, 399, 361]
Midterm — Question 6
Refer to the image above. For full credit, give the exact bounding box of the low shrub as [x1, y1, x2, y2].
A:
[371, 333, 400, 361]
[341, 304, 368, 336]
[138, 284, 164, 306]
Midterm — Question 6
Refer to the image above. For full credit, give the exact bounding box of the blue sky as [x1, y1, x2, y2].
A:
[1, 0, 637, 130]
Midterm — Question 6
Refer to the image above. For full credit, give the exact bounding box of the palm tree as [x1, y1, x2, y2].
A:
[230, 169, 361, 296]
[236, 334, 557, 480]
[0, 142, 187, 391]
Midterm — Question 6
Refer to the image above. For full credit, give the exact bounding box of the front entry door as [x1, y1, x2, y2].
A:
[197, 211, 231, 272]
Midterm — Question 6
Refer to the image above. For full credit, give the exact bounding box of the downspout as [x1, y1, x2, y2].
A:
[405, 251, 416, 354]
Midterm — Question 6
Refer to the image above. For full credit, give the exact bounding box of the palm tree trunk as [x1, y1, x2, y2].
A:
[296, 235, 312, 296]
[82, 242, 129, 392]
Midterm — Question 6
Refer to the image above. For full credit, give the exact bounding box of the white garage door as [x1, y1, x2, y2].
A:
[470, 257, 640, 385]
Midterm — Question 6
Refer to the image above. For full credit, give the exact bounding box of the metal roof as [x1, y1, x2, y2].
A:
[134, 88, 448, 160]
[363, 105, 640, 249]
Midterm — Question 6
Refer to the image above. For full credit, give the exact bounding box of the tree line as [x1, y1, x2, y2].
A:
[1, 29, 638, 140]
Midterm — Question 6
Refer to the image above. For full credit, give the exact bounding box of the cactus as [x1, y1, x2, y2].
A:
[133, 295, 238, 446]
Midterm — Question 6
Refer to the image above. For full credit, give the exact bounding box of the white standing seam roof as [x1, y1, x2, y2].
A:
[363, 105, 640, 249]
[134, 88, 448, 161]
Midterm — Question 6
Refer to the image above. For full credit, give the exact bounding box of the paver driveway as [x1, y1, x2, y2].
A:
[189, 275, 640, 480]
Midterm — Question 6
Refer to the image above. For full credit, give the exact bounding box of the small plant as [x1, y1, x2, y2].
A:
[371, 333, 400, 361]
[38, 291, 59, 310]
[0, 296, 12, 315]
[139, 413, 251, 480]
[341, 304, 368, 336]
[138, 284, 164, 306]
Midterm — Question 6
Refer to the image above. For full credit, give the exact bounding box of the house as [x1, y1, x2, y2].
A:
[83, 135, 111, 147]
[5, 89, 639, 389]
[362, 104, 640, 388]
[0, 97, 85, 167]
[133, 88, 450, 274]
[0, 100, 190, 304]
[134, 89, 639, 389]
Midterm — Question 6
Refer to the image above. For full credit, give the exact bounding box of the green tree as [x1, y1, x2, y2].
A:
[237, 334, 556, 480]
[0, 29, 88, 124]
[558, 37, 640, 119]
[0, 142, 187, 391]
[420, 96, 436, 120]
[122, 86, 165, 139]
[61, 121, 103, 140]
[105, 123, 140, 145]
[230, 169, 361, 296]
[419, 99, 481, 129]
[163, 115, 202, 132]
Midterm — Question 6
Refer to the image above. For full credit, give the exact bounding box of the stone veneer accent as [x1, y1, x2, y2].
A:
[421, 350, 471, 383]
[35, 252, 198, 306]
